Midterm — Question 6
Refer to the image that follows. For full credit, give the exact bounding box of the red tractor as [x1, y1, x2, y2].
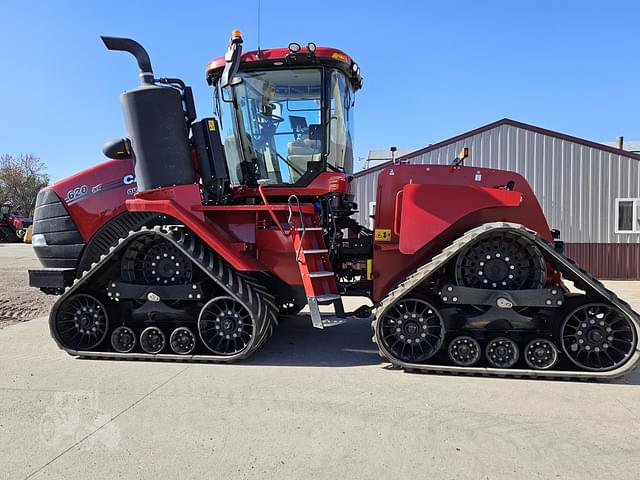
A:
[29, 31, 638, 379]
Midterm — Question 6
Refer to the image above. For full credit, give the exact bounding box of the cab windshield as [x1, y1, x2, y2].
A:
[218, 68, 354, 185]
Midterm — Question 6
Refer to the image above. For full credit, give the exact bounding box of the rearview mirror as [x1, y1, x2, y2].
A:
[102, 138, 132, 159]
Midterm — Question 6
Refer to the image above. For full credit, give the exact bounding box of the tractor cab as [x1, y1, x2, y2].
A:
[206, 31, 362, 187]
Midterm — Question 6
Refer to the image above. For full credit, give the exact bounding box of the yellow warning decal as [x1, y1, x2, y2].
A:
[366, 259, 373, 280]
[374, 228, 392, 241]
[207, 119, 216, 131]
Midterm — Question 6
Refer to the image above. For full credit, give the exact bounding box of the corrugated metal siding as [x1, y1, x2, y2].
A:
[353, 168, 382, 227]
[564, 243, 640, 279]
[353, 123, 640, 244]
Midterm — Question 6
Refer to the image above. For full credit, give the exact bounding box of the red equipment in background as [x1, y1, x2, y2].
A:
[0, 202, 32, 242]
[28, 31, 638, 380]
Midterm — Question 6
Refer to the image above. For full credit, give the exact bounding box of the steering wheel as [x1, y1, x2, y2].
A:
[257, 112, 284, 127]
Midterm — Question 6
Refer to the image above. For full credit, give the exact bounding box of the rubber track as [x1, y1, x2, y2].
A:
[49, 225, 278, 362]
[372, 222, 640, 380]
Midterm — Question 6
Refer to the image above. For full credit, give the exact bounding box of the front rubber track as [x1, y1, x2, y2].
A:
[49, 225, 278, 363]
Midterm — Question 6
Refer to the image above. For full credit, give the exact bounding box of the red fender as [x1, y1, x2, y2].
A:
[397, 184, 523, 254]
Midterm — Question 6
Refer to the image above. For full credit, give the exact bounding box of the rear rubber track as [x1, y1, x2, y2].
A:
[50, 225, 278, 362]
[372, 222, 640, 380]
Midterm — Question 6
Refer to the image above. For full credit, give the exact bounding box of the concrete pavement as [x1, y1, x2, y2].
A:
[1, 297, 640, 480]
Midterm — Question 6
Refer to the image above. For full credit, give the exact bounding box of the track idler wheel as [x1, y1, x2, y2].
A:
[140, 326, 166, 354]
[54, 294, 108, 350]
[198, 296, 255, 356]
[378, 297, 445, 362]
[170, 327, 196, 355]
[448, 336, 481, 366]
[485, 337, 519, 368]
[560, 303, 637, 371]
[111, 326, 136, 353]
[524, 339, 558, 370]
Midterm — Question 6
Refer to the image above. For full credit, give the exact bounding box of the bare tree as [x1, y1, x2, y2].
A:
[0, 154, 50, 216]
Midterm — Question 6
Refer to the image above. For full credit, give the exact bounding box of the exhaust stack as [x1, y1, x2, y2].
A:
[101, 36, 155, 85]
[101, 36, 195, 192]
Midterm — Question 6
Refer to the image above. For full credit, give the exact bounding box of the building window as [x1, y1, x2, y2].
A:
[615, 198, 640, 233]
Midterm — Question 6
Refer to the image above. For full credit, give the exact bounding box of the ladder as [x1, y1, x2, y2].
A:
[288, 196, 345, 329]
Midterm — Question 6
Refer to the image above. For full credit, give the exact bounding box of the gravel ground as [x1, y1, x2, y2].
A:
[0, 243, 55, 328]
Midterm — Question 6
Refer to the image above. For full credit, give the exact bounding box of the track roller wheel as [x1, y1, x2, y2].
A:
[140, 326, 166, 354]
[448, 336, 481, 366]
[111, 326, 136, 353]
[378, 297, 445, 362]
[524, 339, 558, 370]
[170, 327, 196, 355]
[560, 303, 637, 371]
[485, 337, 519, 368]
[198, 296, 255, 356]
[54, 294, 108, 350]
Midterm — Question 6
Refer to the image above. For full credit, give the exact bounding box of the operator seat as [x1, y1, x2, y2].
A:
[287, 135, 320, 181]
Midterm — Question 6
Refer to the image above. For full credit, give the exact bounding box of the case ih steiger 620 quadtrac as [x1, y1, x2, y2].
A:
[29, 31, 639, 379]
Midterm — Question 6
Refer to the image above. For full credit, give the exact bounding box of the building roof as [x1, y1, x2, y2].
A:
[602, 141, 640, 153]
[366, 149, 418, 160]
[354, 118, 640, 178]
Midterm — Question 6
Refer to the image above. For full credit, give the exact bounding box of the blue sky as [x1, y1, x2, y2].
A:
[1, 0, 639, 182]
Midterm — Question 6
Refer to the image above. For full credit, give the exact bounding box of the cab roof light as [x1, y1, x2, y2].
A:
[331, 51, 348, 63]
[307, 42, 317, 53]
[288, 42, 301, 53]
[232, 29, 242, 38]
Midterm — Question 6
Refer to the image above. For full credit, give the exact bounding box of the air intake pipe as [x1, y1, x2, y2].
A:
[101, 36, 195, 192]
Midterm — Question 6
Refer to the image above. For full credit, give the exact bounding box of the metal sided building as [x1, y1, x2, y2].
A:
[352, 118, 640, 279]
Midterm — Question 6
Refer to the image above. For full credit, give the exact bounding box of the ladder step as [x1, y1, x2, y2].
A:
[320, 317, 347, 328]
[307, 295, 344, 329]
[304, 227, 323, 231]
[303, 249, 329, 255]
[314, 294, 341, 303]
[308, 271, 334, 278]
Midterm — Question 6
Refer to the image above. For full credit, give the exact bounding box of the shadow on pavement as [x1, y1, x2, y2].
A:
[244, 315, 383, 367]
[244, 315, 640, 386]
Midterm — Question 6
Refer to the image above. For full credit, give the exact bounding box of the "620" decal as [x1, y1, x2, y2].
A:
[65, 185, 88, 203]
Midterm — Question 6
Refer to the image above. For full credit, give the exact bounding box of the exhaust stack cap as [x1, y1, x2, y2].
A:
[101, 36, 154, 85]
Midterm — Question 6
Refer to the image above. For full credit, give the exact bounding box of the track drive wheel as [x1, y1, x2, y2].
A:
[377, 296, 445, 363]
[455, 231, 546, 290]
[121, 237, 193, 286]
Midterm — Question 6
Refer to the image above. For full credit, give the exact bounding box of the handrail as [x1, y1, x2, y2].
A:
[288, 195, 306, 263]
[393, 190, 404, 236]
[258, 184, 288, 236]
